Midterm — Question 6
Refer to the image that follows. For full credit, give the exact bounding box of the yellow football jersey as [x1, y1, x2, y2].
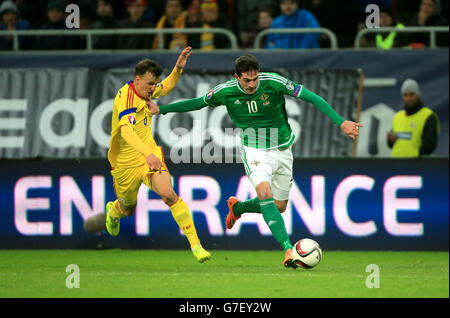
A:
[108, 68, 181, 169]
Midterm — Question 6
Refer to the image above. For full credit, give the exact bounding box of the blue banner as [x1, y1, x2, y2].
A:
[0, 158, 448, 251]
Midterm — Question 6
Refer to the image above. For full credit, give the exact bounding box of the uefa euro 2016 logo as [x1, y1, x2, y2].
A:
[128, 115, 137, 125]
[65, 4, 80, 29]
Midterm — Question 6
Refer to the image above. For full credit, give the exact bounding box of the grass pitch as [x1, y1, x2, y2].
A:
[0, 250, 448, 298]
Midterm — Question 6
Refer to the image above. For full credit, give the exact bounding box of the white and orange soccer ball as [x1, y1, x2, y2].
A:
[292, 239, 323, 269]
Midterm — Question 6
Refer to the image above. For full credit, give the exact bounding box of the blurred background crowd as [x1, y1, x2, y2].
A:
[0, 0, 448, 50]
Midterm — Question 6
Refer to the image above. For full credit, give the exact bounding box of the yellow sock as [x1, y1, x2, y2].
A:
[170, 197, 200, 248]
[109, 200, 127, 219]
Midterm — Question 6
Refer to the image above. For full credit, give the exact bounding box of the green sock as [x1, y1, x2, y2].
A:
[259, 198, 292, 252]
[233, 198, 261, 217]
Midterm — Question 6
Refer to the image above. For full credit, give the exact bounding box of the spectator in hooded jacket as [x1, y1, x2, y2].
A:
[0, 0, 33, 50]
[266, 0, 320, 49]
[38, 0, 83, 50]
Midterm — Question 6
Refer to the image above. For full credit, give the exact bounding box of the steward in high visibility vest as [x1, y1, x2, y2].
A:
[387, 79, 440, 157]
[374, 7, 407, 50]
[376, 22, 405, 49]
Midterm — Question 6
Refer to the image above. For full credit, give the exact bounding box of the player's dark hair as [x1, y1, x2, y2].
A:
[234, 54, 260, 77]
[135, 59, 163, 78]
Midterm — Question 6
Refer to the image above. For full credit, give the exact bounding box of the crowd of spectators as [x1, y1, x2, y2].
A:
[0, 0, 448, 50]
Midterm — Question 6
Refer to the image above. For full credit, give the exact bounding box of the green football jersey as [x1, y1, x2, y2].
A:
[203, 72, 302, 149]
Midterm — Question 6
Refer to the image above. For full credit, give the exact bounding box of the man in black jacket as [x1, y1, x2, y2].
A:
[91, 0, 121, 49]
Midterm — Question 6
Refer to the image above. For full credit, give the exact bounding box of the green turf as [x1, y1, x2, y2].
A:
[0, 250, 448, 298]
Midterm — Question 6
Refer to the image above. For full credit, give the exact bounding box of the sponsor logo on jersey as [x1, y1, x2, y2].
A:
[286, 81, 295, 92]
[251, 159, 260, 166]
[293, 85, 301, 97]
[207, 89, 214, 99]
[234, 99, 241, 105]
[128, 115, 136, 125]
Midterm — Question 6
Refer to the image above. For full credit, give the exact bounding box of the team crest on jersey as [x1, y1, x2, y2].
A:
[259, 94, 270, 106]
[128, 115, 136, 125]
[207, 89, 214, 99]
[286, 81, 295, 92]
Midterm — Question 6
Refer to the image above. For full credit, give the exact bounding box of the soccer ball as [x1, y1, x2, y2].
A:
[292, 239, 322, 269]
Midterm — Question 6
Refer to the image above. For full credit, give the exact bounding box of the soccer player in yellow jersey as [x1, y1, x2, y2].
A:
[106, 47, 211, 263]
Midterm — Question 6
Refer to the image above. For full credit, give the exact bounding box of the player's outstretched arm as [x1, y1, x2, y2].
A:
[148, 97, 209, 115]
[175, 46, 193, 72]
[299, 87, 345, 126]
[154, 46, 193, 98]
[340, 120, 363, 140]
[148, 100, 161, 115]
[299, 87, 362, 139]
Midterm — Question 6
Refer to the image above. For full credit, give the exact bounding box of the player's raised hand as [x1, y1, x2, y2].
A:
[340, 121, 363, 140]
[147, 100, 160, 115]
[175, 46, 193, 72]
[146, 153, 162, 172]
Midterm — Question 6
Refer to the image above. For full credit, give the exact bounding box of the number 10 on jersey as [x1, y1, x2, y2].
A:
[247, 101, 258, 113]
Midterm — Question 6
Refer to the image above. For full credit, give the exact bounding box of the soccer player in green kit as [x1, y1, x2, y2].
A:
[148, 54, 362, 268]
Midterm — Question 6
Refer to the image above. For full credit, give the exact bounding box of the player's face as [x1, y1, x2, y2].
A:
[135, 72, 160, 100]
[402, 92, 420, 109]
[235, 70, 259, 95]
